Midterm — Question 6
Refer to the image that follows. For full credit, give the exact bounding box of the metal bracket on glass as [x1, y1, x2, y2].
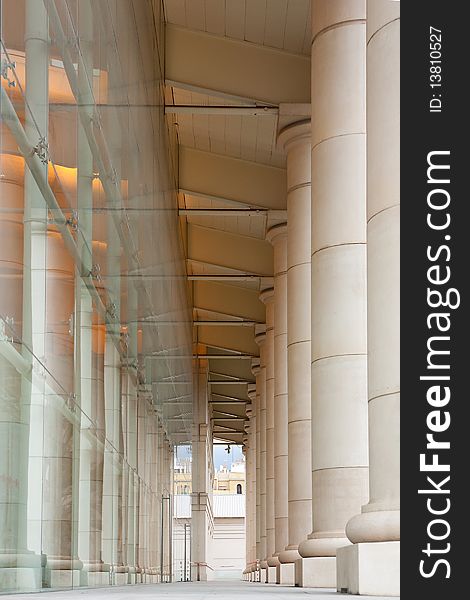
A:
[0, 316, 14, 343]
[66, 209, 79, 231]
[1, 59, 16, 87]
[66, 393, 77, 412]
[90, 263, 102, 283]
[138, 384, 153, 402]
[33, 136, 50, 164]
[108, 166, 118, 186]
[32, 358, 47, 379]
[68, 313, 74, 337]
[121, 330, 130, 347]
[107, 301, 118, 319]
[122, 356, 138, 372]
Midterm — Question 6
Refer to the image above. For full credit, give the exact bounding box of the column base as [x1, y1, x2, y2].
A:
[267, 565, 277, 583]
[85, 571, 111, 587]
[277, 562, 295, 586]
[336, 541, 400, 596]
[114, 572, 129, 586]
[0, 567, 42, 592]
[45, 569, 82, 588]
[260, 567, 267, 583]
[295, 557, 336, 588]
[191, 565, 208, 581]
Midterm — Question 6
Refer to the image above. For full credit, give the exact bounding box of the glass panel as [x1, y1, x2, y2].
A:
[1, 0, 192, 592]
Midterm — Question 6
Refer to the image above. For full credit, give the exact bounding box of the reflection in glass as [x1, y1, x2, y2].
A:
[1, 0, 191, 592]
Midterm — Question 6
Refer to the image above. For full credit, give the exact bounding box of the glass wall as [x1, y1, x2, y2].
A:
[0, 0, 192, 592]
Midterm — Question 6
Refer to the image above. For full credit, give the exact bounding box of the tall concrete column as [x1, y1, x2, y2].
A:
[191, 361, 211, 582]
[0, 81, 42, 592]
[102, 341, 127, 584]
[21, 0, 50, 586]
[147, 419, 159, 581]
[251, 358, 261, 581]
[259, 289, 274, 583]
[254, 331, 266, 580]
[277, 120, 312, 587]
[0, 169, 41, 589]
[298, 0, 369, 588]
[76, 1, 108, 585]
[266, 226, 288, 579]
[338, 2, 400, 596]
[122, 370, 138, 583]
[136, 397, 148, 580]
[245, 387, 256, 577]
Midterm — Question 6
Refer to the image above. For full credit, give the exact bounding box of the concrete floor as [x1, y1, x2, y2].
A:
[1, 582, 398, 600]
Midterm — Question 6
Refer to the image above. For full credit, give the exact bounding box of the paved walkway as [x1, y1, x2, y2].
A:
[2, 581, 397, 600]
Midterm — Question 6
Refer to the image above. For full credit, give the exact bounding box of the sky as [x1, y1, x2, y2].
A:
[174, 442, 244, 470]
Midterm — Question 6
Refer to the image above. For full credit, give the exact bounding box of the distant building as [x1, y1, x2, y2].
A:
[173, 448, 246, 580]
[213, 458, 246, 495]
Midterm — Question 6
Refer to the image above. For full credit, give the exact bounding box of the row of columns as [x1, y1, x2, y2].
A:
[243, 0, 400, 595]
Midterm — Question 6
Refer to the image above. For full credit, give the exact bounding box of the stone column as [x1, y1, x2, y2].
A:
[254, 330, 266, 581]
[190, 361, 210, 582]
[76, 1, 109, 585]
[245, 387, 257, 578]
[21, 0, 50, 589]
[298, 0, 369, 588]
[147, 419, 159, 581]
[264, 293, 275, 580]
[338, 2, 400, 596]
[136, 397, 148, 581]
[102, 341, 127, 584]
[260, 298, 274, 583]
[0, 158, 41, 591]
[77, 320, 108, 587]
[251, 358, 261, 582]
[266, 226, 288, 581]
[122, 370, 138, 583]
[277, 120, 312, 587]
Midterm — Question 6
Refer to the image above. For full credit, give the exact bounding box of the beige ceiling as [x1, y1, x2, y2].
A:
[163, 0, 311, 55]
[164, 0, 311, 444]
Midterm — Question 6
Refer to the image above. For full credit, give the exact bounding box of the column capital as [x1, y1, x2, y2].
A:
[278, 119, 311, 153]
[251, 358, 261, 375]
[266, 223, 287, 246]
[259, 287, 275, 305]
[255, 331, 266, 348]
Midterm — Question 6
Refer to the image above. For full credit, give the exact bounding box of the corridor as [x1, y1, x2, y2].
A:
[3, 582, 397, 600]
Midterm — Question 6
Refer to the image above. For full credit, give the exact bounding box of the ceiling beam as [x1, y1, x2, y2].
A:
[209, 400, 248, 405]
[194, 281, 265, 322]
[179, 147, 286, 210]
[165, 24, 310, 105]
[179, 189, 253, 209]
[209, 380, 251, 385]
[188, 224, 273, 276]
[211, 393, 249, 402]
[197, 354, 255, 360]
[198, 325, 259, 355]
[166, 105, 278, 116]
[193, 320, 259, 327]
[188, 275, 268, 282]
[179, 208, 287, 218]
